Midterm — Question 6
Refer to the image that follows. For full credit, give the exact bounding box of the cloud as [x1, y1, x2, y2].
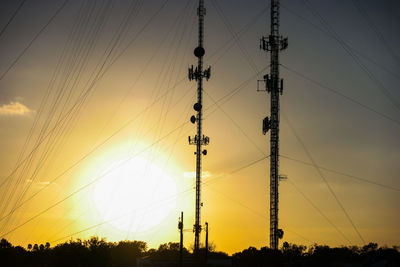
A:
[0, 101, 33, 116]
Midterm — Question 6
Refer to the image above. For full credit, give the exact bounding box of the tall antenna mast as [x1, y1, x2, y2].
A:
[188, 0, 211, 253]
[260, 0, 288, 249]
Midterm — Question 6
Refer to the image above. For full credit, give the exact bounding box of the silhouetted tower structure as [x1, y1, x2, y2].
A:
[188, 0, 211, 253]
[205, 222, 209, 262]
[178, 212, 183, 266]
[260, 0, 287, 249]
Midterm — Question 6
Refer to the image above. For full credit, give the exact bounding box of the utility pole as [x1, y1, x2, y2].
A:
[178, 212, 183, 267]
[188, 0, 211, 254]
[205, 222, 209, 263]
[259, 0, 287, 249]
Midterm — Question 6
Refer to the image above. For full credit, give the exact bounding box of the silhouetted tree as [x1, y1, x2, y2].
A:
[0, 238, 12, 249]
[0, 237, 399, 266]
[110, 240, 147, 266]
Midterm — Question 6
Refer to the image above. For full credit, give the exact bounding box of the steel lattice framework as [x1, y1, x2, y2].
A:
[260, 0, 288, 249]
[188, 0, 211, 253]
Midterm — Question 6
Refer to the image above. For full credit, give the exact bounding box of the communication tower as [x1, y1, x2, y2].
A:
[188, 0, 211, 253]
[259, 0, 288, 249]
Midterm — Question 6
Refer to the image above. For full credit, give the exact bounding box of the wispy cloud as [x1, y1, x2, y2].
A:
[0, 101, 33, 116]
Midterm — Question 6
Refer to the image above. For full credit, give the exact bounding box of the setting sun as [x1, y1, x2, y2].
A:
[0, 1, 399, 265]
[91, 154, 177, 233]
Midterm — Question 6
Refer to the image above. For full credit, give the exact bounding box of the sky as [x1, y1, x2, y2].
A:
[0, 0, 399, 254]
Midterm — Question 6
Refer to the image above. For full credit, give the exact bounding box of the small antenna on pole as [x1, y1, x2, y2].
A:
[178, 212, 184, 266]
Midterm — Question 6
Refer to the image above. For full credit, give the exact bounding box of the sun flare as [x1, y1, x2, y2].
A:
[91, 155, 177, 233]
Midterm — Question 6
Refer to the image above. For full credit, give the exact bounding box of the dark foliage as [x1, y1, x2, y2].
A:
[0, 238, 399, 267]
[232, 242, 400, 267]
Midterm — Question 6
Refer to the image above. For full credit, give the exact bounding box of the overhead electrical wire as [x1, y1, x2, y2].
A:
[48, 154, 273, 244]
[302, 0, 400, 112]
[280, 64, 400, 127]
[0, 0, 27, 40]
[207, 1, 360, 245]
[210, 0, 260, 74]
[0, 0, 96, 224]
[287, 179, 352, 245]
[0, 64, 269, 237]
[351, 0, 400, 66]
[0, 0, 119, 233]
[283, 113, 366, 245]
[206, 186, 314, 244]
[280, 2, 400, 81]
[0, 0, 70, 83]
[280, 154, 400, 192]
[0, 0, 169, 195]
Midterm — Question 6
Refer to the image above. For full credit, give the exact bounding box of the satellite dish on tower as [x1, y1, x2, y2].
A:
[193, 103, 202, 112]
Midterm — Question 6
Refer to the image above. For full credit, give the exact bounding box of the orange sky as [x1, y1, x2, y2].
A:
[0, 0, 399, 254]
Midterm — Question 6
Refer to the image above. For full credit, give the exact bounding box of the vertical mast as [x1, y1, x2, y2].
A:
[188, 0, 211, 253]
[178, 212, 183, 266]
[260, 0, 287, 249]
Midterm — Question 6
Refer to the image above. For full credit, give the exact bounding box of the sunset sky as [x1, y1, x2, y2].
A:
[0, 0, 399, 254]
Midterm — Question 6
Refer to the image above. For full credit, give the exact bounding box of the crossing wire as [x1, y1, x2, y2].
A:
[280, 64, 400, 127]
[207, 0, 362, 246]
[10, 0, 146, 238]
[0, 0, 118, 233]
[0, 0, 70, 83]
[351, 0, 400, 66]
[0, 0, 158, 234]
[0, 0, 169, 193]
[283, 113, 366, 245]
[0, 19, 265, 228]
[287, 180, 352, 245]
[0, 0, 27, 39]
[0, 63, 268, 237]
[280, 2, 400, 81]
[210, 0, 260, 74]
[280, 154, 400, 192]
[48, 155, 273, 244]
[205, 185, 314, 244]
[302, 0, 400, 112]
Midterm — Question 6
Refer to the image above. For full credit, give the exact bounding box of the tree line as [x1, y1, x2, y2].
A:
[0, 237, 399, 266]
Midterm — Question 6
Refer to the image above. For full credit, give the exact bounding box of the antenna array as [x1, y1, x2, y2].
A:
[188, 0, 211, 253]
[259, 0, 288, 249]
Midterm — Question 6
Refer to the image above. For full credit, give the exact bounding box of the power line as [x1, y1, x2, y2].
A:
[203, 153, 354, 245]
[49, 155, 273, 244]
[0, 0, 169, 192]
[351, 0, 400, 66]
[280, 154, 400, 192]
[210, 0, 260, 74]
[287, 179, 352, 245]
[280, 2, 400, 81]
[0, 0, 27, 39]
[0, 0, 70, 83]
[283, 113, 366, 245]
[204, 90, 266, 157]
[302, 0, 400, 112]
[281, 64, 400, 127]
[0, 63, 268, 236]
[0, 11, 268, 230]
[206, 185, 314, 245]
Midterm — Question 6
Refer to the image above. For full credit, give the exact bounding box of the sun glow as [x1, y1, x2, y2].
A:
[91, 153, 177, 233]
